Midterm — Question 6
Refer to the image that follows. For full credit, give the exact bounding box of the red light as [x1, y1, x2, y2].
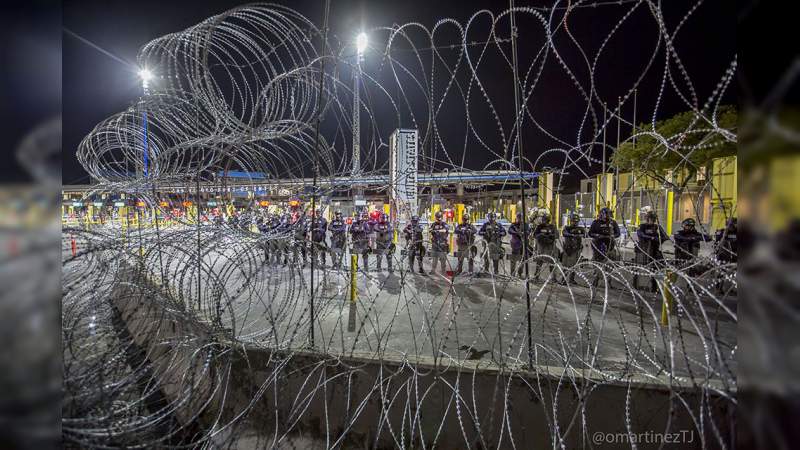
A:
[259, 200, 270, 207]
[136, 201, 146, 208]
[445, 209, 454, 219]
[345, 217, 353, 225]
[182, 201, 193, 207]
[288, 200, 300, 207]
[369, 210, 381, 220]
[159, 201, 169, 207]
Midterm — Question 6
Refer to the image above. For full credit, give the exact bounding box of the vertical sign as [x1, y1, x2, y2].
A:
[389, 129, 419, 222]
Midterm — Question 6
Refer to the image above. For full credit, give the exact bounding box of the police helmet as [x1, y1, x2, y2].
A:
[682, 218, 696, 230]
[435, 211, 443, 220]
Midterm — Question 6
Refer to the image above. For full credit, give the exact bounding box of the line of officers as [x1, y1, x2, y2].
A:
[252, 206, 738, 285]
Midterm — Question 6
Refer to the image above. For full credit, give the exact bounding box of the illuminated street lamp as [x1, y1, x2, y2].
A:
[353, 32, 367, 207]
[138, 68, 153, 91]
[138, 68, 153, 178]
[356, 32, 368, 56]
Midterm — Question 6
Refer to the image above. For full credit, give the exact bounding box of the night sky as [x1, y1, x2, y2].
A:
[58, 0, 737, 186]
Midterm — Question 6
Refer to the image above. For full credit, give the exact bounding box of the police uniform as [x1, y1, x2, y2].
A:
[328, 216, 347, 268]
[479, 220, 506, 274]
[291, 215, 309, 267]
[373, 218, 394, 272]
[454, 221, 477, 274]
[634, 221, 669, 291]
[560, 223, 586, 283]
[674, 227, 709, 275]
[309, 216, 328, 267]
[350, 217, 372, 271]
[533, 222, 558, 280]
[429, 219, 450, 274]
[508, 221, 532, 277]
[403, 221, 426, 273]
[589, 218, 620, 262]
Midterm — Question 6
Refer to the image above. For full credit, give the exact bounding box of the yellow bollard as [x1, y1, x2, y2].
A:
[350, 254, 357, 304]
[665, 190, 674, 235]
[348, 254, 358, 332]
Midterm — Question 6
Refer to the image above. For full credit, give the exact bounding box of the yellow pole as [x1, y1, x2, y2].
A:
[350, 254, 358, 304]
[665, 190, 674, 235]
[430, 203, 441, 222]
[554, 194, 560, 228]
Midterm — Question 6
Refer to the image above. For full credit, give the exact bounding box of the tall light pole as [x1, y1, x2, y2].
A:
[353, 33, 366, 178]
[352, 33, 367, 210]
[138, 68, 153, 179]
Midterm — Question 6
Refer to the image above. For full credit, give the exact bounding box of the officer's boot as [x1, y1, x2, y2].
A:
[510, 260, 517, 278]
[493, 259, 499, 274]
[468, 258, 474, 274]
[377, 255, 382, 271]
[387, 257, 393, 273]
[456, 257, 463, 275]
[362, 254, 369, 273]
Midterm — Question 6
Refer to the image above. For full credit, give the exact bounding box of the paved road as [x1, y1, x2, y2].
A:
[72, 224, 736, 385]
[135, 229, 736, 385]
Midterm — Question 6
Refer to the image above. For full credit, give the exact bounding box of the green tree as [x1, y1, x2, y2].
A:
[611, 105, 737, 189]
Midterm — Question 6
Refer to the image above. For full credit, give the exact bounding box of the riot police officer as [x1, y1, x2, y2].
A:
[589, 207, 620, 287]
[328, 211, 347, 269]
[532, 211, 558, 281]
[373, 212, 395, 272]
[454, 213, 477, 275]
[350, 211, 372, 272]
[257, 214, 270, 263]
[429, 211, 450, 274]
[508, 212, 532, 277]
[589, 207, 621, 262]
[634, 210, 669, 292]
[309, 209, 328, 268]
[715, 218, 738, 264]
[291, 212, 309, 267]
[479, 212, 506, 274]
[673, 218, 709, 273]
[560, 213, 586, 284]
[277, 213, 292, 266]
[403, 215, 426, 274]
[263, 213, 279, 265]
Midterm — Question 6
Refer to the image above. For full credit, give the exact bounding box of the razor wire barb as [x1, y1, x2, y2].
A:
[62, 2, 737, 448]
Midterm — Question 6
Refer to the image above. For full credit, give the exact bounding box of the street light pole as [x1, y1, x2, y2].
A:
[351, 33, 367, 212]
[353, 33, 367, 180]
[139, 68, 153, 179]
